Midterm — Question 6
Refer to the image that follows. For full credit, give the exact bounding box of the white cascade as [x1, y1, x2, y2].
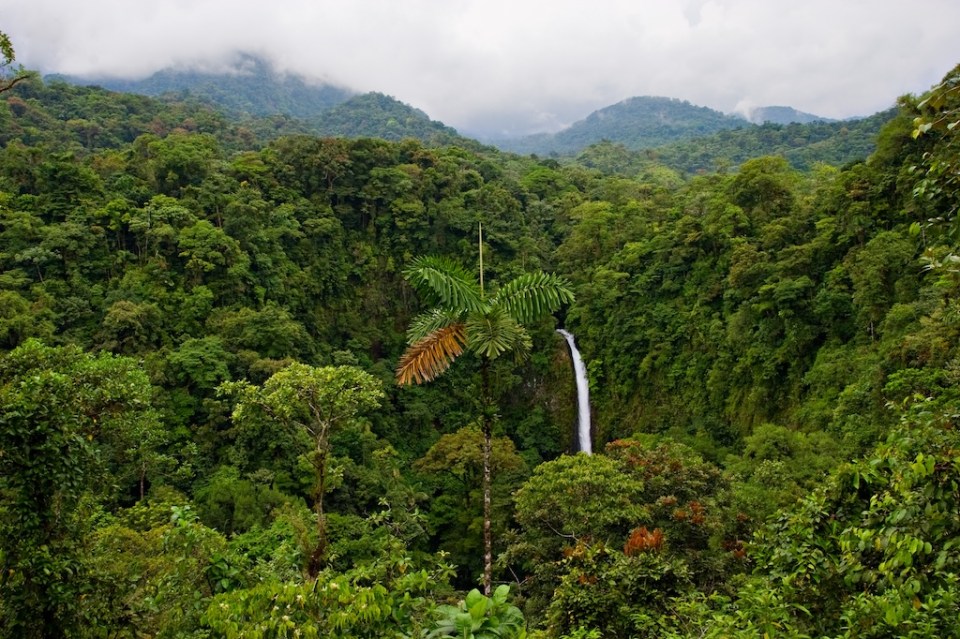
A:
[557, 329, 592, 454]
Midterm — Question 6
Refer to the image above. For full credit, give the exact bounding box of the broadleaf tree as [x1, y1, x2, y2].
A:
[0, 340, 161, 639]
[220, 363, 384, 576]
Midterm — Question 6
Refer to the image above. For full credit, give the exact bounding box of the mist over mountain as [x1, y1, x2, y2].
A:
[50, 53, 354, 120]
[49, 55, 481, 147]
[745, 105, 835, 125]
[47, 55, 889, 165]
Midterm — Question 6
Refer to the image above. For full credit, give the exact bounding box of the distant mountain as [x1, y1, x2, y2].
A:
[307, 92, 468, 145]
[746, 105, 834, 125]
[51, 57, 482, 148]
[495, 96, 748, 155]
[51, 54, 354, 120]
[574, 107, 899, 176]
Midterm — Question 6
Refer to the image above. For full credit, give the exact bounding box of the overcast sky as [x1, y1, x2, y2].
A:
[3, 0, 959, 137]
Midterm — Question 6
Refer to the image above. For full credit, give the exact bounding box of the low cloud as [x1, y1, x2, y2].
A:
[3, 0, 958, 136]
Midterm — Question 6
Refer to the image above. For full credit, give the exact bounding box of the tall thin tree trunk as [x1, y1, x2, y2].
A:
[481, 360, 493, 595]
[482, 415, 492, 594]
[308, 443, 328, 578]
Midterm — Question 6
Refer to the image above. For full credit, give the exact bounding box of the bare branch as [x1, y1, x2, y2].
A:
[0, 72, 30, 95]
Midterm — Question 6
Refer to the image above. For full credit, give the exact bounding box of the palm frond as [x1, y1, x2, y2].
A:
[403, 256, 486, 314]
[396, 323, 467, 385]
[406, 308, 464, 343]
[491, 272, 574, 323]
[465, 309, 531, 360]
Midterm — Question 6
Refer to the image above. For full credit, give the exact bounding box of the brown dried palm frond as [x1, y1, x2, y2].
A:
[395, 323, 467, 385]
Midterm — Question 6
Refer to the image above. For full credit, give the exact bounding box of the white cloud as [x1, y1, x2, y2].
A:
[3, 0, 959, 136]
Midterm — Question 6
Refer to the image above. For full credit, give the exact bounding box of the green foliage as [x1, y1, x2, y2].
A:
[224, 363, 384, 440]
[513, 454, 647, 549]
[0, 340, 161, 638]
[229, 501, 317, 583]
[508, 454, 647, 620]
[429, 585, 527, 639]
[398, 248, 573, 591]
[416, 425, 528, 481]
[77, 53, 353, 120]
[1, 76, 237, 152]
[398, 252, 573, 382]
[509, 439, 737, 631]
[0, 289, 54, 347]
[726, 423, 842, 519]
[500, 96, 746, 156]
[545, 543, 691, 639]
[194, 465, 294, 535]
[647, 109, 897, 174]
[704, 406, 960, 638]
[911, 64, 960, 275]
[311, 92, 470, 146]
[168, 336, 233, 389]
[666, 581, 813, 639]
[3, 57, 960, 638]
[416, 425, 528, 585]
[222, 363, 384, 572]
[202, 542, 455, 638]
[87, 501, 233, 638]
[405, 255, 488, 316]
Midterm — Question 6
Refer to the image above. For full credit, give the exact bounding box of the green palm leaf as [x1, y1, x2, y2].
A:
[407, 308, 464, 343]
[492, 272, 574, 324]
[465, 309, 531, 360]
[404, 256, 486, 314]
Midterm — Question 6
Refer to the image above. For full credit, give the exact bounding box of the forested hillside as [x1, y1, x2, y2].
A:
[574, 108, 895, 175]
[747, 105, 833, 125]
[56, 54, 355, 119]
[54, 56, 499, 149]
[307, 91, 474, 146]
[50, 65, 893, 170]
[497, 96, 748, 155]
[2, 38, 960, 638]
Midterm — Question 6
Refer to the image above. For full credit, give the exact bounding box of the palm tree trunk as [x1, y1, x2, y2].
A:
[481, 359, 493, 595]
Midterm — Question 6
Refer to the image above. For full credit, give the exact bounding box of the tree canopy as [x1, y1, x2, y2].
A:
[1, 45, 959, 638]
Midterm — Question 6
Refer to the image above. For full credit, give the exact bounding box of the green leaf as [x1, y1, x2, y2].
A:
[465, 309, 530, 360]
[464, 589, 485, 610]
[404, 256, 486, 314]
[407, 308, 463, 343]
[491, 272, 574, 323]
[492, 584, 510, 607]
[455, 611, 475, 637]
[468, 598, 488, 622]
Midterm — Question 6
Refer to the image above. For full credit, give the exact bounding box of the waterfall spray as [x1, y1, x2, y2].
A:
[557, 329, 591, 454]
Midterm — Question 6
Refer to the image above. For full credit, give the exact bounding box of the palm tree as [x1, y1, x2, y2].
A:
[396, 248, 573, 594]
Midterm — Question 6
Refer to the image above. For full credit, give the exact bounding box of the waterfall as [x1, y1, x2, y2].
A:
[557, 329, 592, 454]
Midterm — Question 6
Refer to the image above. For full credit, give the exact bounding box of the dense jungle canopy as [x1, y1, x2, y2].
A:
[2, 34, 960, 637]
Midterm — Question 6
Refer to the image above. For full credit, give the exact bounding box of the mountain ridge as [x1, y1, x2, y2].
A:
[46, 54, 884, 164]
[493, 96, 748, 155]
[745, 105, 835, 125]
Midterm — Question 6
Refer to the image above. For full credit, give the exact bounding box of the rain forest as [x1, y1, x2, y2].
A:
[2, 30, 960, 638]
